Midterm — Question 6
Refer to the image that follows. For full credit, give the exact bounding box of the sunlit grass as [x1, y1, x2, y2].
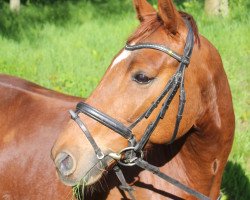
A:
[0, 1, 249, 199]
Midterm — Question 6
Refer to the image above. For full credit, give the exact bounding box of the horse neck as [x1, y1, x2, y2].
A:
[135, 127, 225, 199]
[136, 130, 215, 197]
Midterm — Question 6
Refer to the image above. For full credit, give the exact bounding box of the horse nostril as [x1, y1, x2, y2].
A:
[55, 152, 76, 177]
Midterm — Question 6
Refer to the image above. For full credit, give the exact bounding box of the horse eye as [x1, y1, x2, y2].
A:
[133, 73, 154, 84]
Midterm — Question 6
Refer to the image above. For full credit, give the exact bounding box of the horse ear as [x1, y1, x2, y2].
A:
[133, 0, 156, 22]
[158, 0, 181, 34]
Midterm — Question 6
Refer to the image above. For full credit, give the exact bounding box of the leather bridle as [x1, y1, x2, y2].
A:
[68, 19, 218, 200]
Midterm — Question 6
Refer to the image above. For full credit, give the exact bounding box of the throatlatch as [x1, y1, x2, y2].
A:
[69, 19, 213, 200]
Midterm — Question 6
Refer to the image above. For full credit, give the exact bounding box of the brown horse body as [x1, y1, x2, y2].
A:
[0, 74, 79, 199]
[51, 1, 235, 200]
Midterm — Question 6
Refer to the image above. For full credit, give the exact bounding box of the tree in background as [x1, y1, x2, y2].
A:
[204, 0, 229, 16]
[10, 0, 20, 12]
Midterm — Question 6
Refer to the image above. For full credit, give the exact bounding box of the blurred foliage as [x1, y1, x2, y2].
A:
[0, 0, 248, 54]
[0, 2, 71, 41]
[1, 0, 249, 18]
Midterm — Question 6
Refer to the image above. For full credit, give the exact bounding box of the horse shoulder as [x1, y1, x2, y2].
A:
[0, 74, 80, 199]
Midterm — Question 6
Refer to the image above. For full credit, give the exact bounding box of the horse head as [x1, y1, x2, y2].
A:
[51, 1, 234, 199]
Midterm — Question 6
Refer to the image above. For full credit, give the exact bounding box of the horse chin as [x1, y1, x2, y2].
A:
[84, 170, 103, 186]
[83, 156, 115, 186]
[57, 172, 80, 186]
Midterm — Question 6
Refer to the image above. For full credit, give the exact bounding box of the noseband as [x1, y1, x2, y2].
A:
[69, 20, 216, 200]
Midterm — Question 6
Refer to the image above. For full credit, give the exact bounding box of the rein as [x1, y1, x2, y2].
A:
[69, 20, 214, 200]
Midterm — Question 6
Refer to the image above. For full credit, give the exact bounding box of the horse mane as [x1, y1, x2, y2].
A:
[179, 11, 200, 46]
[127, 11, 200, 47]
[127, 14, 162, 44]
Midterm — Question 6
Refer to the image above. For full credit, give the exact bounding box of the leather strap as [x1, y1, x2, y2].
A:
[113, 166, 136, 200]
[125, 43, 189, 65]
[76, 102, 134, 141]
[69, 110, 104, 159]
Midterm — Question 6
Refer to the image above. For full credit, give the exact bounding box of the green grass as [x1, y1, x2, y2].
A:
[0, 1, 249, 199]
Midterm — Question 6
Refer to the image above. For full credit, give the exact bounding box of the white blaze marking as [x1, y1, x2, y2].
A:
[110, 50, 131, 69]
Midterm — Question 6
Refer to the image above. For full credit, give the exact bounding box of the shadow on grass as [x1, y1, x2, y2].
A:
[222, 161, 250, 200]
[0, 1, 133, 42]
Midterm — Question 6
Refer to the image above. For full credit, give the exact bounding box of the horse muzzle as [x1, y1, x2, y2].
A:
[53, 147, 116, 186]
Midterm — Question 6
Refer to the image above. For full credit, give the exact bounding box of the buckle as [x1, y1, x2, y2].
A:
[118, 147, 144, 167]
[96, 151, 105, 160]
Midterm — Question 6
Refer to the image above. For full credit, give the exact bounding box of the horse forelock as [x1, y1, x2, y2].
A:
[127, 13, 162, 44]
[127, 11, 200, 46]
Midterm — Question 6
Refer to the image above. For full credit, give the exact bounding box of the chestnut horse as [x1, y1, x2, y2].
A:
[51, 0, 234, 200]
[0, 74, 80, 199]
